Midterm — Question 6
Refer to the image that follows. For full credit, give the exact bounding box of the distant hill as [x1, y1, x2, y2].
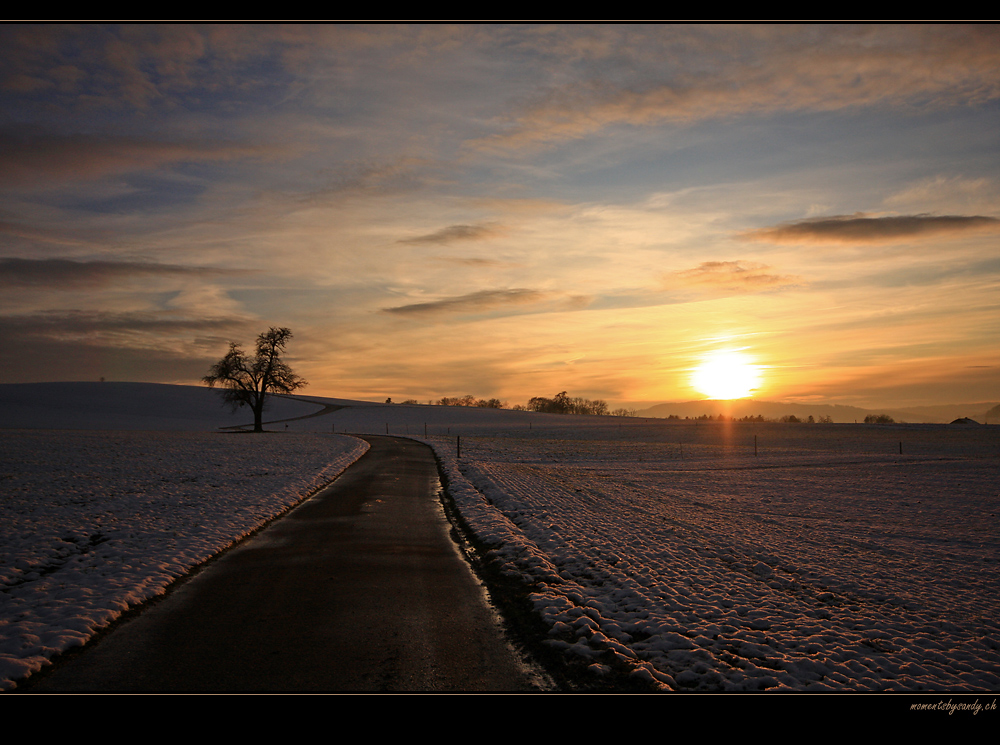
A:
[635, 399, 1000, 424]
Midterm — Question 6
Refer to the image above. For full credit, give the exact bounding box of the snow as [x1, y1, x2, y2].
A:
[2, 383, 999, 691]
[423, 424, 1000, 691]
[0, 386, 370, 690]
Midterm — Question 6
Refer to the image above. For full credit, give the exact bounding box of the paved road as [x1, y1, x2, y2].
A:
[26, 436, 546, 692]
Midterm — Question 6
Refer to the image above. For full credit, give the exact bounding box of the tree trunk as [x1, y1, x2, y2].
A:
[253, 394, 265, 432]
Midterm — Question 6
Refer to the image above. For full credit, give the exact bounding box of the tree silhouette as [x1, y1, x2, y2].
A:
[527, 391, 608, 416]
[864, 414, 895, 424]
[203, 327, 307, 432]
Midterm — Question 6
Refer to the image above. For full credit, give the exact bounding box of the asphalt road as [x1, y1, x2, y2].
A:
[26, 435, 546, 692]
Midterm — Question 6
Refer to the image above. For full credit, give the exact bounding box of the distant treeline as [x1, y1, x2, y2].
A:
[436, 395, 506, 408]
[395, 390, 632, 417]
[522, 391, 608, 416]
[864, 414, 895, 424]
[391, 395, 506, 407]
[666, 413, 837, 423]
[665, 413, 897, 423]
[391, 394, 903, 423]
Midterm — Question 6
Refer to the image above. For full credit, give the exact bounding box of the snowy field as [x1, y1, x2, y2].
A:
[426, 423, 1000, 691]
[2, 383, 999, 692]
[0, 426, 367, 690]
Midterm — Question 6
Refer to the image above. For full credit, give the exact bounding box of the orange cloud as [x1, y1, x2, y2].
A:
[672, 261, 801, 292]
[434, 256, 515, 268]
[397, 223, 508, 245]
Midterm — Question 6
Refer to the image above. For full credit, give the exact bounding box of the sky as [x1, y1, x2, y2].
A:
[1, 23, 999, 409]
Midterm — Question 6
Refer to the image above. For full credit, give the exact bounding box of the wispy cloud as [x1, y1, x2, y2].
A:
[0, 24, 284, 110]
[0, 310, 245, 335]
[469, 25, 1000, 152]
[289, 157, 432, 204]
[0, 311, 244, 383]
[883, 176, 997, 214]
[397, 222, 507, 245]
[0, 257, 238, 288]
[382, 288, 546, 316]
[742, 213, 1000, 245]
[0, 220, 101, 249]
[0, 129, 289, 188]
[434, 256, 514, 267]
[672, 261, 802, 292]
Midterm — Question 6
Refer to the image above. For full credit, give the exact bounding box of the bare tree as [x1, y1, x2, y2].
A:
[203, 327, 307, 432]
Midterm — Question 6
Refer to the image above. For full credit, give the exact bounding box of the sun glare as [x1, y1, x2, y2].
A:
[690, 349, 762, 400]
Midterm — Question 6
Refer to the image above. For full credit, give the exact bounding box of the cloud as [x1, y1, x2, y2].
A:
[883, 176, 997, 214]
[0, 309, 250, 384]
[397, 223, 507, 245]
[0, 310, 244, 336]
[672, 261, 802, 292]
[433, 256, 515, 268]
[0, 311, 244, 384]
[382, 288, 546, 316]
[0, 24, 272, 110]
[0, 129, 289, 188]
[469, 25, 1000, 152]
[0, 336, 215, 384]
[0, 257, 238, 289]
[0, 220, 101, 249]
[742, 214, 1000, 245]
[288, 157, 432, 204]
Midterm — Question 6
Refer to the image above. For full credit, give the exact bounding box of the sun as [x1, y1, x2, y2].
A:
[690, 349, 762, 400]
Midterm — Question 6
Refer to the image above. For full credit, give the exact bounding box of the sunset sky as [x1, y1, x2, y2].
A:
[2, 24, 999, 408]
